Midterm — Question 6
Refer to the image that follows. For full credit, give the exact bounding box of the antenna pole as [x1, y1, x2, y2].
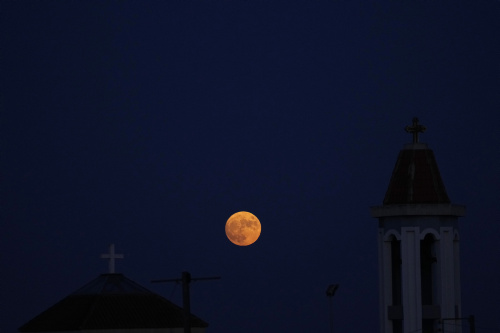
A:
[441, 316, 475, 333]
[152, 271, 221, 333]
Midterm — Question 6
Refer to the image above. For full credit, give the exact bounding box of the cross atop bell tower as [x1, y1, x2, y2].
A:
[405, 117, 426, 143]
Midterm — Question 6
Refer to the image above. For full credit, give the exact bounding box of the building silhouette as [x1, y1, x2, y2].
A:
[371, 119, 465, 333]
[18, 245, 208, 333]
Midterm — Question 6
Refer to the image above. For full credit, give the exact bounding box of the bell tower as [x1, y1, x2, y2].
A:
[371, 118, 465, 333]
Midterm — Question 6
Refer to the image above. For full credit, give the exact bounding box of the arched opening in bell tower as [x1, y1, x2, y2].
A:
[421, 233, 438, 333]
[390, 235, 403, 333]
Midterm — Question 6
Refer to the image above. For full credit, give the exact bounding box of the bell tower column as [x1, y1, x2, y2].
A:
[401, 226, 422, 332]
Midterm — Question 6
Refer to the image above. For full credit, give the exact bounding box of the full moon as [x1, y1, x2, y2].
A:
[225, 211, 261, 246]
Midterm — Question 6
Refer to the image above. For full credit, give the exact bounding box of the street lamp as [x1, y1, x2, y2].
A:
[326, 284, 339, 333]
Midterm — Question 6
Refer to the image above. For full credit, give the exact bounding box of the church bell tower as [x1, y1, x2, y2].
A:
[371, 118, 465, 333]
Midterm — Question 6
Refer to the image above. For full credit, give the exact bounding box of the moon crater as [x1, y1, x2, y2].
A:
[225, 211, 261, 246]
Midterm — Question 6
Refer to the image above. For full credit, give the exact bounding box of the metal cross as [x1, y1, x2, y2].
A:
[100, 243, 124, 274]
[405, 117, 426, 143]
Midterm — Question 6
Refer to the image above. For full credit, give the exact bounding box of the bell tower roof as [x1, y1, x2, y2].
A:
[382, 118, 450, 205]
[383, 144, 451, 205]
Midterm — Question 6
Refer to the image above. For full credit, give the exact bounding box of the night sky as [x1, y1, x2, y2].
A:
[2, 1, 500, 333]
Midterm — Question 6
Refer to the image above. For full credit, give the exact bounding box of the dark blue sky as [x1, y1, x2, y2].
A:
[1, 1, 499, 333]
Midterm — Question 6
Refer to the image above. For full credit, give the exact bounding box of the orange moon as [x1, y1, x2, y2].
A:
[225, 211, 261, 246]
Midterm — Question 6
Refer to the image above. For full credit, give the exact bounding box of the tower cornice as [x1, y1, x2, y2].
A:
[371, 204, 466, 218]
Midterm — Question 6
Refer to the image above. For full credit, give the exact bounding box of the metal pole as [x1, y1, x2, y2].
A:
[326, 284, 339, 333]
[469, 315, 475, 333]
[152, 272, 221, 333]
[329, 296, 333, 333]
[182, 272, 191, 333]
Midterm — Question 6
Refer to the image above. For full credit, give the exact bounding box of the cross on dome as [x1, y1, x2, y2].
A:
[100, 243, 124, 274]
[405, 117, 426, 143]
